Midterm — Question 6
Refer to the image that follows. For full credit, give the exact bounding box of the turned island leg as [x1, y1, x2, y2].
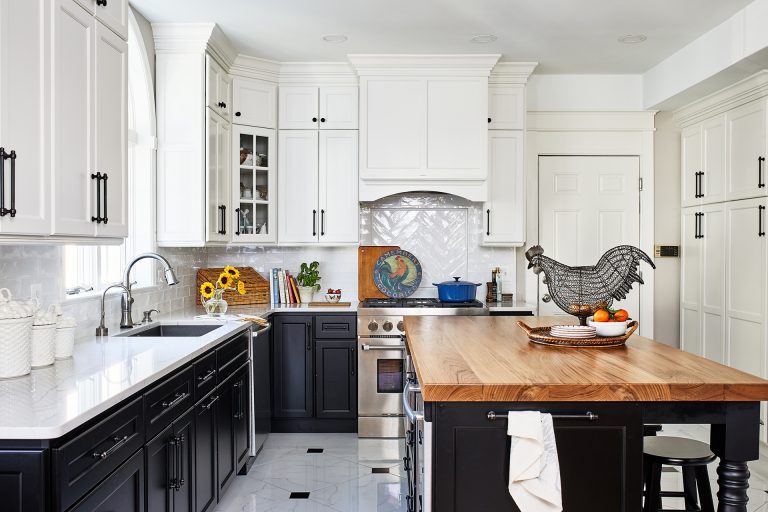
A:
[716, 461, 750, 512]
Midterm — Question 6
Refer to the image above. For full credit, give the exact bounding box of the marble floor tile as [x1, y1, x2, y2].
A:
[246, 453, 372, 493]
[309, 473, 408, 512]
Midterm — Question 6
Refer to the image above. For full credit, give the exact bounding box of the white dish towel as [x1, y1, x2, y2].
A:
[507, 411, 563, 512]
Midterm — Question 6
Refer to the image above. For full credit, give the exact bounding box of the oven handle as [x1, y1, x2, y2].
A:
[403, 379, 424, 423]
[361, 343, 406, 351]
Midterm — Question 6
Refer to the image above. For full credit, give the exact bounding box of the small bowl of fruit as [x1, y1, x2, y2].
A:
[587, 308, 631, 337]
[325, 288, 342, 303]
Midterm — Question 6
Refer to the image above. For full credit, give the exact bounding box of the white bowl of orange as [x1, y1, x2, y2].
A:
[587, 308, 631, 337]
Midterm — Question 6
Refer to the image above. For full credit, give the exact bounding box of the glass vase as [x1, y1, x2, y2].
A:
[202, 289, 228, 317]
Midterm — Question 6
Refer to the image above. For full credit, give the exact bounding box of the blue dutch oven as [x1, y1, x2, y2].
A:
[433, 277, 481, 302]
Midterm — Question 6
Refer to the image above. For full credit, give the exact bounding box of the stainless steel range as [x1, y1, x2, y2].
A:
[356, 297, 487, 438]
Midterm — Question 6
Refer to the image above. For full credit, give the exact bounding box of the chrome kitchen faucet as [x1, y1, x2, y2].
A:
[120, 252, 179, 328]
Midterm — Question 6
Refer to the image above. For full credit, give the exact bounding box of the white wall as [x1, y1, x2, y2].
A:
[653, 111, 681, 347]
[527, 74, 644, 111]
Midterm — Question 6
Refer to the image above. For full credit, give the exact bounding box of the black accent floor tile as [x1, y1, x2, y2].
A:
[290, 492, 310, 499]
[371, 467, 390, 474]
[307, 448, 324, 453]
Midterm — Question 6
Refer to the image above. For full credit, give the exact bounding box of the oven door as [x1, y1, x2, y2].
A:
[358, 336, 406, 431]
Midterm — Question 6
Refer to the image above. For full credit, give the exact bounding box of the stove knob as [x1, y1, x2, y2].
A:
[397, 321, 404, 332]
[383, 321, 393, 332]
[368, 320, 379, 332]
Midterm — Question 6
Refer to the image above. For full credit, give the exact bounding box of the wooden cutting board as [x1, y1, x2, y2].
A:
[358, 245, 399, 301]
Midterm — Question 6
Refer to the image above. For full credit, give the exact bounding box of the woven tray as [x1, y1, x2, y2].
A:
[196, 267, 270, 305]
[517, 320, 638, 347]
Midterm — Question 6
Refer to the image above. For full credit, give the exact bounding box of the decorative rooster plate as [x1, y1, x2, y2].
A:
[373, 249, 422, 298]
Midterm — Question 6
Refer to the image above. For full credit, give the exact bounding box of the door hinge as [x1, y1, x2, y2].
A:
[639, 177, 643, 191]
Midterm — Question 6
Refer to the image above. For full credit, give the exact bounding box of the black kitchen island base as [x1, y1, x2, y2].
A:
[429, 401, 760, 512]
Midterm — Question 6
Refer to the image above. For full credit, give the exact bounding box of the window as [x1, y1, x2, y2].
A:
[64, 11, 156, 295]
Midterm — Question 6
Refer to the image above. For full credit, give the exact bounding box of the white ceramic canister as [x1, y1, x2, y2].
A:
[0, 288, 36, 378]
[54, 316, 77, 360]
[31, 305, 57, 368]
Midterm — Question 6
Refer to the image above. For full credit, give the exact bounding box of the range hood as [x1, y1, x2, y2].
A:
[349, 55, 501, 203]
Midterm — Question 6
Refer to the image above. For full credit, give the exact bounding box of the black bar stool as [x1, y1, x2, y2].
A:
[643, 436, 716, 512]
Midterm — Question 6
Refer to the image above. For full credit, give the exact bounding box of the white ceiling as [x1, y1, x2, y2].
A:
[130, 0, 753, 73]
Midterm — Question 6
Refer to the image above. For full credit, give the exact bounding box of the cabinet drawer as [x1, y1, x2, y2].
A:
[217, 332, 249, 382]
[315, 315, 356, 339]
[67, 447, 144, 512]
[144, 366, 194, 439]
[54, 397, 144, 512]
[194, 350, 218, 401]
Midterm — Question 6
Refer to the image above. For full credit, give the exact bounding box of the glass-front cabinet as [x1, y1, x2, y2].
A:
[233, 126, 276, 243]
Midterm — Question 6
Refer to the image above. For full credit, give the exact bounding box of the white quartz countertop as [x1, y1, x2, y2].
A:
[0, 319, 252, 440]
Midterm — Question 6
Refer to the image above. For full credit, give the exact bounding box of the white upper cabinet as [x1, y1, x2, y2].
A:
[206, 56, 231, 122]
[482, 131, 524, 246]
[52, 0, 96, 237]
[488, 85, 524, 130]
[278, 130, 319, 243]
[681, 125, 702, 208]
[726, 99, 767, 201]
[73, 0, 127, 40]
[0, 0, 50, 236]
[319, 130, 359, 243]
[93, 22, 128, 238]
[279, 86, 358, 130]
[206, 110, 230, 243]
[232, 78, 277, 128]
[681, 115, 726, 207]
[232, 125, 276, 243]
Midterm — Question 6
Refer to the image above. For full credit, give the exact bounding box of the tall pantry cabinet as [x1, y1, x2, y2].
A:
[677, 72, 768, 439]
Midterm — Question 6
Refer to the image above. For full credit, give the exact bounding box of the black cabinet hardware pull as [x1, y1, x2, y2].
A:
[175, 434, 185, 491]
[312, 209, 317, 237]
[487, 411, 599, 421]
[350, 347, 356, 376]
[235, 111, 241, 117]
[235, 208, 241, 235]
[232, 381, 244, 419]
[101, 173, 108, 224]
[306, 323, 311, 351]
[759, 156, 766, 189]
[197, 369, 216, 383]
[162, 392, 187, 409]
[694, 212, 699, 239]
[699, 212, 704, 239]
[760, 205, 766, 237]
[403, 456, 411, 471]
[96, 0, 107, 5]
[92, 435, 129, 459]
[312, 117, 318, 123]
[320, 117, 326, 123]
[201, 394, 219, 413]
[486, 209, 491, 236]
[91, 172, 102, 223]
[320, 209, 325, 236]
[0, 148, 17, 217]
[218, 205, 226, 234]
[167, 436, 177, 491]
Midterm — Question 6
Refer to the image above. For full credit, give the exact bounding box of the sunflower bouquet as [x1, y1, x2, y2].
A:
[200, 266, 246, 316]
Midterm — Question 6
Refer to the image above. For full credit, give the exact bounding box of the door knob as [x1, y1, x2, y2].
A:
[542, 294, 552, 303]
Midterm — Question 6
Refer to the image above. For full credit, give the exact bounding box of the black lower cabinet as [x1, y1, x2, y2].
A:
[0, 449, 48, 512]
[194, 392, 218, 512]
[145, 408, 195, 512]
[432, 402, 643, 512]
[272, 315, 314, 418]
[315, 340, 357, 419]
[69, 448, 145, 512]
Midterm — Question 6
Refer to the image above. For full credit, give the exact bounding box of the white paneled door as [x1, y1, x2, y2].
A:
[278, 130, 319, 243]
[538, 156, 641, 318]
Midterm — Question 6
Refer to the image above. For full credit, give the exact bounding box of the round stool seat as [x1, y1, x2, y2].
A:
[643, 436, 716, 466]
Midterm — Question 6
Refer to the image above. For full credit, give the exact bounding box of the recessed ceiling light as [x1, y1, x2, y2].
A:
[618, 34, 647, 44]
[471, 34, 497, 44]
[322, 34, 348, 43]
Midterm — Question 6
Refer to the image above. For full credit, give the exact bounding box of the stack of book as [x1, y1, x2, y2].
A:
[270, 268, 303, 305]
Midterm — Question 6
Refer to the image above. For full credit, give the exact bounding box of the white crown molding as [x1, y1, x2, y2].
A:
[527, 111, 657, 132]
[489, 62, 539, 84]
[347, 54, 501, 77]
[152, 23, 237, 68]
[279, 61, 358, 85]
[674, 70, 768, 127]
[229, 54, 281, 83]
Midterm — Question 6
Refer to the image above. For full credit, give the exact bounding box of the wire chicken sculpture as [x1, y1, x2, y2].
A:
[525, 245, 656, 325]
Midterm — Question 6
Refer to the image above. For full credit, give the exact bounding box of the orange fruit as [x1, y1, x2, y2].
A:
[593, 309, 610, 322]
[614, 309, 629, 322]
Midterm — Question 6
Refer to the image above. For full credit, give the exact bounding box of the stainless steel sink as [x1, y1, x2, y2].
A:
[117, 324, 220, 337]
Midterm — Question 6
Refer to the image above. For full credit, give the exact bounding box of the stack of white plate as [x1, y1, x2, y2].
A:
[549, 325, 597, 339]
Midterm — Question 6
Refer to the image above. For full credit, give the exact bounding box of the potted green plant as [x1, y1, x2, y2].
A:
[296, 261, 321, 303]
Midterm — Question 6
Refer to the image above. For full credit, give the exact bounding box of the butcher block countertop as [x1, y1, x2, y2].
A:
[403, 316, 768, 403]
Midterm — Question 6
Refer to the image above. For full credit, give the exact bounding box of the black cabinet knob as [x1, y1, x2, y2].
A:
[320, 117, 326, 123]
[312, 117, 318, 123]
[488, 117, 492, 123]
[96, 0, 107, 5]
[235, 112, 241, 117]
